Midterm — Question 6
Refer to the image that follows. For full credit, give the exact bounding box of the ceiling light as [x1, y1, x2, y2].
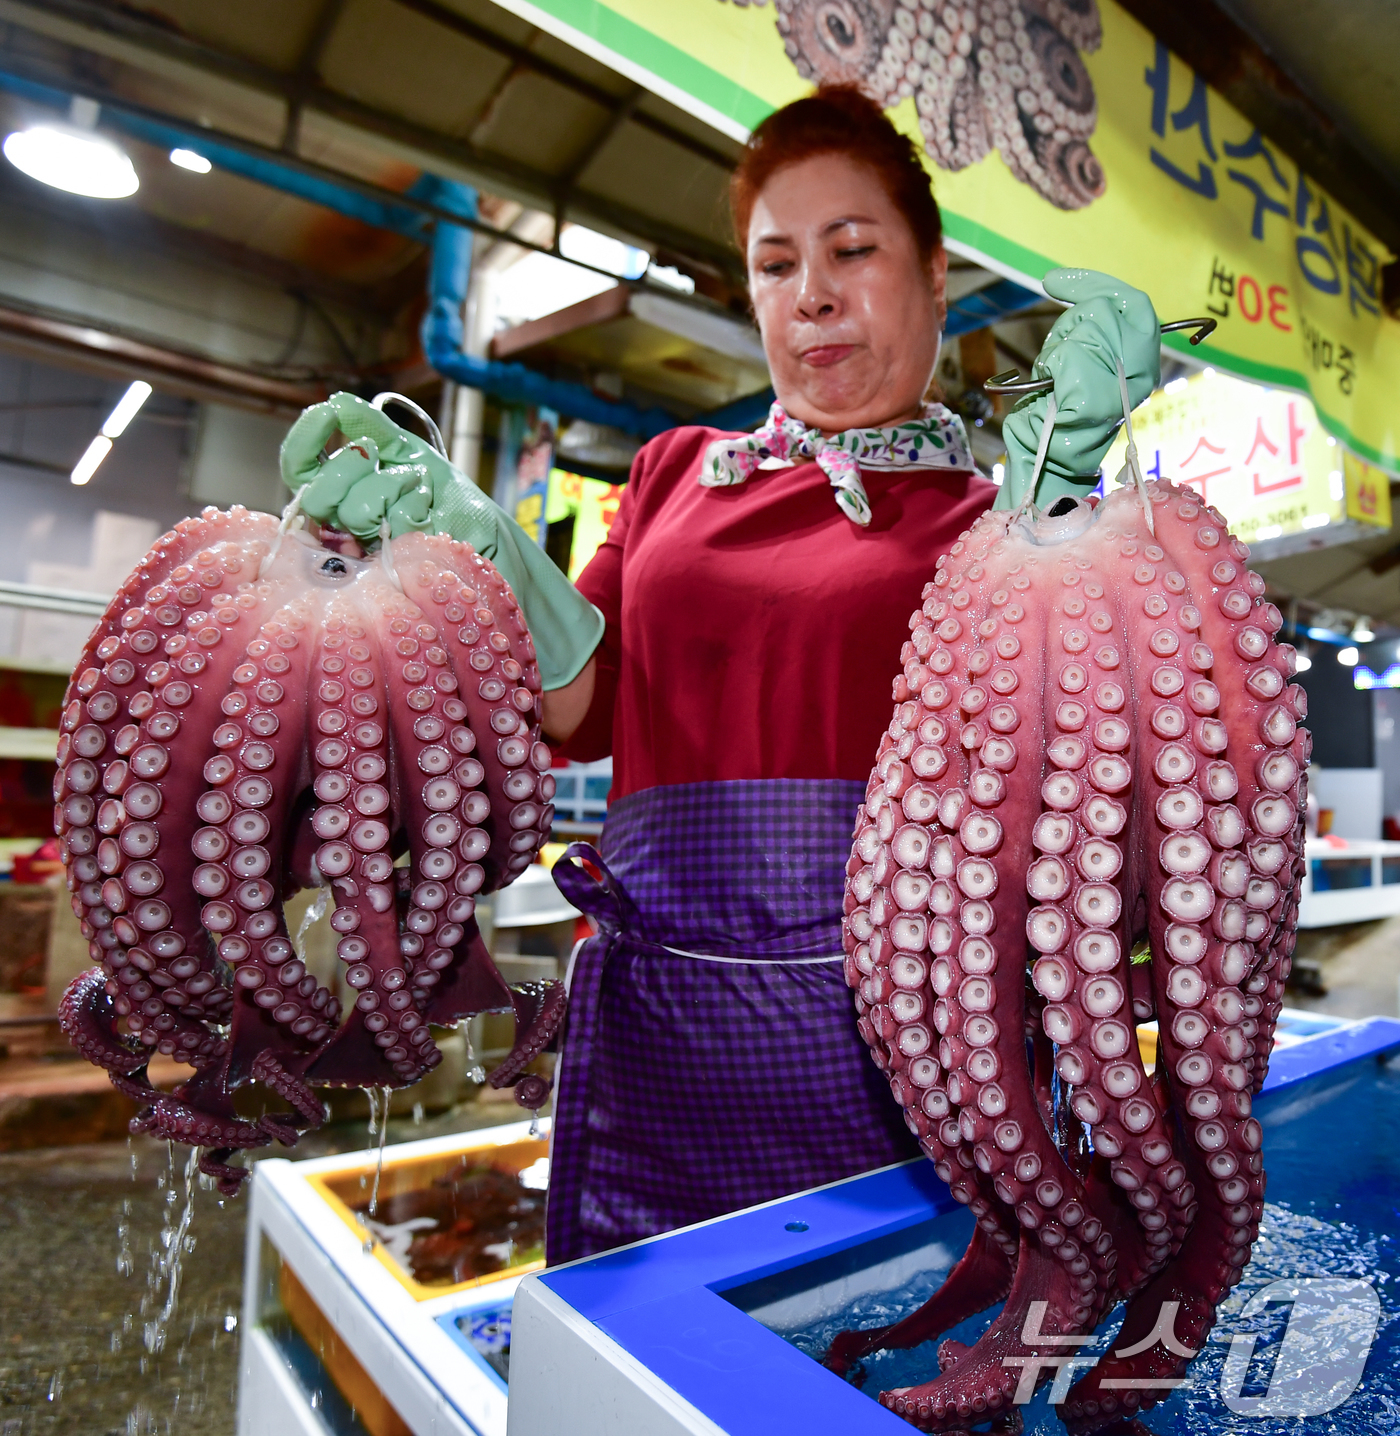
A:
[1293, 651, 1312, 673]
[1337, 645, 1360, 667]
[170, 147, 211, 174]
[1352, 616, 1375, 643]
[3, 124, 138, 199]
[992, 462, 1005, 486]
[71, 435, 112, 485]
[101, 381, 152, 437]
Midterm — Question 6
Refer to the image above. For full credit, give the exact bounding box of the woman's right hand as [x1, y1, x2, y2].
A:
[279, 392, 604, 693]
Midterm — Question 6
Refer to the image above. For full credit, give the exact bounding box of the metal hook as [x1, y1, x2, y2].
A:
[1160, 317, 1218, 345]
[985, 369, 1055, 397]
[984, 316, 1219, 398]
[370, 391, 448, 458]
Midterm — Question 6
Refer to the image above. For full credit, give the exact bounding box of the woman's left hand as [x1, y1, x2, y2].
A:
[994, 269, 1161, 512]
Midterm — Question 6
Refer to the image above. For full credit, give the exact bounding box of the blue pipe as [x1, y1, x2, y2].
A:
[702, 388, 774, 431]
[944, 277, 1042, 335]
[0, 70, 434, 241]
[415, 177, 680, 437]
[0, 69, 687, 436]
[0, 68, 1040, 438]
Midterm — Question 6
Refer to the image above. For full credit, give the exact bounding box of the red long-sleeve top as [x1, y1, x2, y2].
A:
[561, 425, 996, 800]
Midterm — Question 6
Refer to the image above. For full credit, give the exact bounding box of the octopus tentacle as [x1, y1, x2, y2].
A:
[851, 648, 1020, 1258]
[250, 1050, 327, 1128]
[772, 0, 1106, 210]
[398, 539, 552, 888]
[825, 1225, 1016, 1380]
[1058, 500, 1300, 1426]
[55, 514, 284, 1066]
[207, 596, 338, 1092]
[58, 966, 147, 1075]
[305, 597, 433, 1086]
[844, 482, 1301, 1431]
[57, 506, 552, 1187]
[198, 1148, 252, 1198]
[487, 979, 568, 1090]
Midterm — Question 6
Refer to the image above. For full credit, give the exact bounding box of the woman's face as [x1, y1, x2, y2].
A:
[747, 152, 947, 434]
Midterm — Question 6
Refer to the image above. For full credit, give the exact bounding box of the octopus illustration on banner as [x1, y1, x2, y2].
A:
[834, 479, 1305, 1430]
[723, 0, 1108, 210]
[53, 508, 564, 1194]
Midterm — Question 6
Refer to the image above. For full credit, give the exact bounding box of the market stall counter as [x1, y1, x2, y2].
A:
[1299, 838, 1400, 926]
[509, 1017, 1400, 1436]
[238, 1121, 547, 1436]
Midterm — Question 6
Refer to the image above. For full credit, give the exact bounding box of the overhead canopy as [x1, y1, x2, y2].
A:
[9, 0, 746, 277]
[500, 0, 1400, 473]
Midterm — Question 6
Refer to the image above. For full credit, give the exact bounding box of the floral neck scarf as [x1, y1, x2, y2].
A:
[699, 400, 975, 527]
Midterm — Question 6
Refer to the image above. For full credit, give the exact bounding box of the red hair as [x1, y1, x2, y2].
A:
[730, 86, 943, 262]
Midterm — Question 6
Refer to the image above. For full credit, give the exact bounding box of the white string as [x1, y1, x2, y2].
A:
[1012, 395, 1058, 524]
[1115, 357, 1155, 536]
[258, 483, 309, 578]
[661, 945, 843, 966]
[379, 519, 402, 591]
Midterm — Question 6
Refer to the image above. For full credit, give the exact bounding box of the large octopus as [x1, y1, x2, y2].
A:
[54, 506, 564, 1193]
[831, 479, 1304, 1431]
[725, 0, 1106, 210]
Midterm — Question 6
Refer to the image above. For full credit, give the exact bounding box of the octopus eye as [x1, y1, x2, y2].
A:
[821, 6, 857, 50]
[320, 557, 348, 576]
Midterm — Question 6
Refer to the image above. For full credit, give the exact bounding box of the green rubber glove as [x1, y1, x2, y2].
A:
[994, 269, 1162, 513]
[280, 393, 604, 691]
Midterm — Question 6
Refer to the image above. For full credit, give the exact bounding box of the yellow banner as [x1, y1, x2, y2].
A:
[1101, 368, 1387, 555]
[549, 469, 627, 580]
[496, 0, 1399, 471]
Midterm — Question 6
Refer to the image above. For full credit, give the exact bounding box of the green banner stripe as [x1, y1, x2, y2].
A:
[523, 0, 771, 131]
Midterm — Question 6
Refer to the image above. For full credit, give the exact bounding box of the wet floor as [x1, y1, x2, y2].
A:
[1292, 914, 1400, 1020]
[0, 1099, 531, 1436]
[0, 1136, 243, 1436]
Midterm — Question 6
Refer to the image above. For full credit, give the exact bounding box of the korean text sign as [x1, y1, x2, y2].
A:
[494, 0, 1398, 470]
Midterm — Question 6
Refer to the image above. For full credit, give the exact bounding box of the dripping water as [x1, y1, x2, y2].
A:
[142, 1146, 200, 1356]
[294, 884, 331, 961]
[369, 1086, 391, 1218]
[116, 1196, 134, 1277]
[460, 1018, 486, 1084]
[359, 1088, 382, 1247]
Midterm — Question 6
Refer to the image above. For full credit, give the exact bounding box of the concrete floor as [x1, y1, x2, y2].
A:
[0, 922, 1395, 1436]
[0, 1098, 536, 1436]
[1291, 916, 1400, 1020]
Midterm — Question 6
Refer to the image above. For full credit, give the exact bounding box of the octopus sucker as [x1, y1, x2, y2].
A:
[56, 507, 563, 1186]
[835, 482, 1304, 1431]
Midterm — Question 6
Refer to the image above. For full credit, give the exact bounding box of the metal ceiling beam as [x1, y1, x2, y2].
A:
[0, 56, 745, 290]
[0, 301, 327, 415]
[1116, 0, 1400, 252]
[0, 0, 742, 271]
[0, 161, 395, 320]
[282, 0, 350, 153]
[386, 0, 737, 172]
[304, 79, 741, 271]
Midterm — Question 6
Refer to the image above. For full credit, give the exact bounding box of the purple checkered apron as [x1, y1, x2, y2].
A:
[545, 779, 921, 1264]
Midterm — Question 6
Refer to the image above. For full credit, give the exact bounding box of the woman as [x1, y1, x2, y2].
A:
[281, 87, 1159, 1263]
